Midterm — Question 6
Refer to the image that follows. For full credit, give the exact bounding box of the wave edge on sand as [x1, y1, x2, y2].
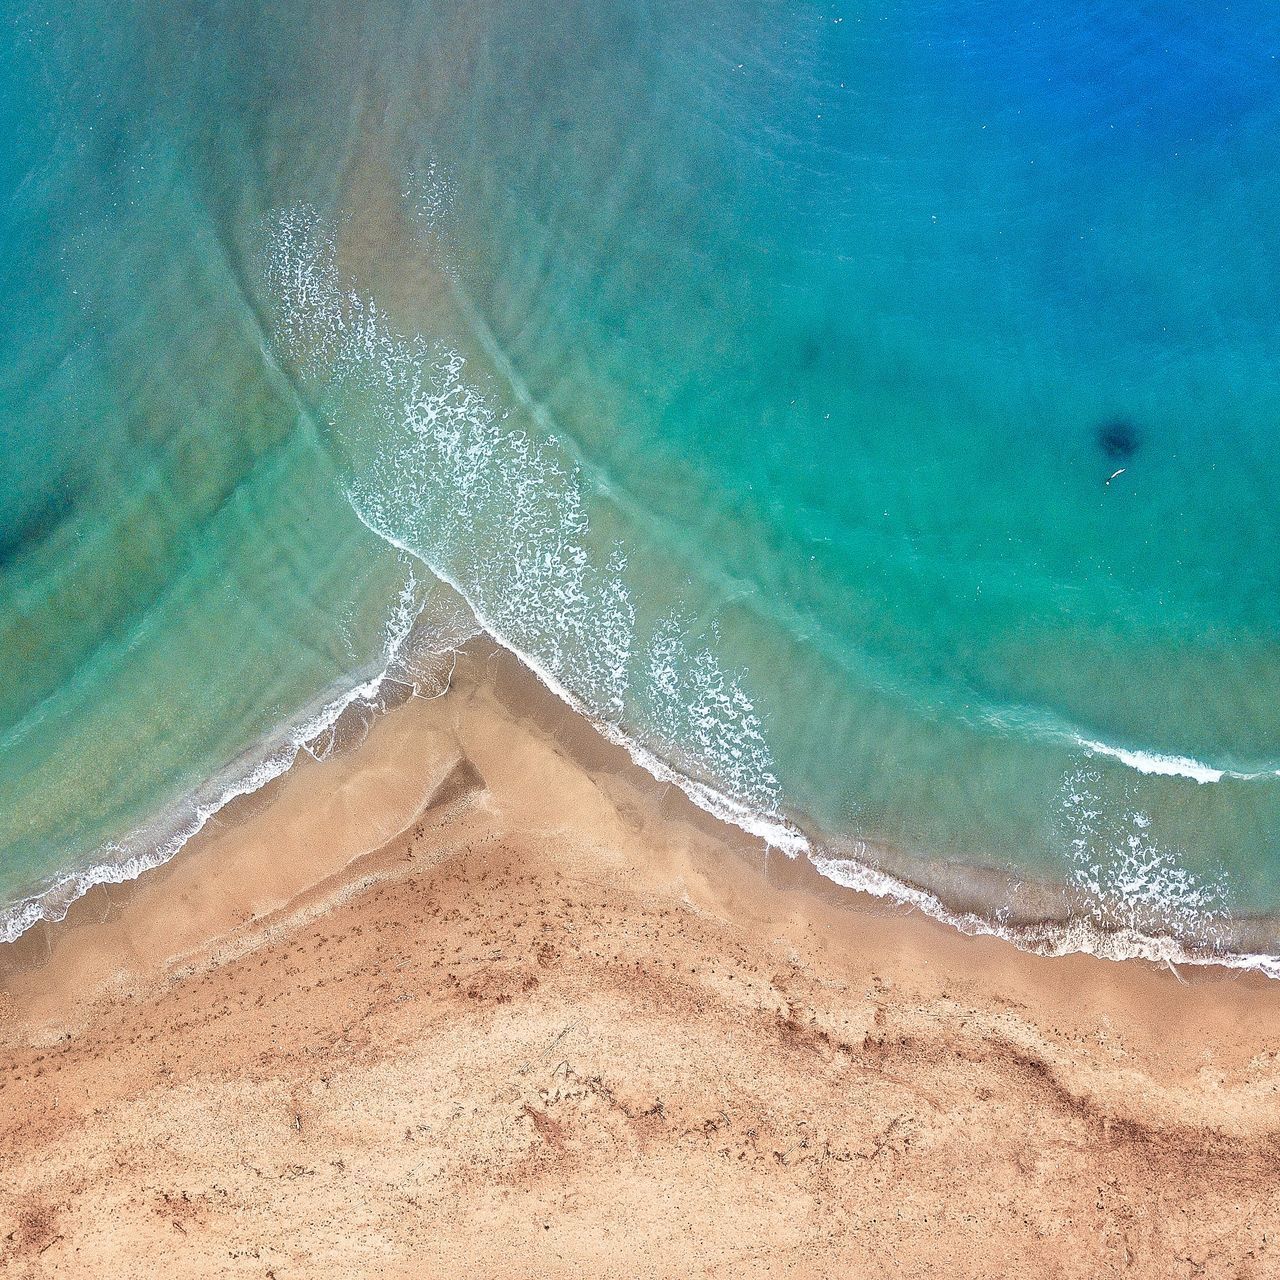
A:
[6, 558, 1278, 984]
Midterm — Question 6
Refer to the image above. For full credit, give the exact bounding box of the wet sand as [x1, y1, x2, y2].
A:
[2, 644, 1279, 1278]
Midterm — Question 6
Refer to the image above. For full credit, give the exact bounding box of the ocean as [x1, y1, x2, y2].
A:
[3, 0, 1279, 970]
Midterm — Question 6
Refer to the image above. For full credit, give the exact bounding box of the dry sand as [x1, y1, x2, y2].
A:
[2, 644, 1278, 1278]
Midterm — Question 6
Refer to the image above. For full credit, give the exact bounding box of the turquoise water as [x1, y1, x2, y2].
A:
[3, 1, 1279, 965]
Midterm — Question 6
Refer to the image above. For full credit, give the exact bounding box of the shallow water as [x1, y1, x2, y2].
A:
[3, 0, 1279, 962]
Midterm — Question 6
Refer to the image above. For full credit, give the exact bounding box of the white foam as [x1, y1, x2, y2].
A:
[1057, 764, 1232, 947]
[982, 703, 1280, 785]
[809, 850, 1280, 981]
[1076, 737, 1280, 784]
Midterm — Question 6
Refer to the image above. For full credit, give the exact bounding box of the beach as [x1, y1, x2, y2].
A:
[4, 4, 1280, 1276]
[2, 645, 1277, 1279]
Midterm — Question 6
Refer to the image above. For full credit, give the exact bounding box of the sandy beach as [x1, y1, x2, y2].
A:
[2, 644, 1278, 1278]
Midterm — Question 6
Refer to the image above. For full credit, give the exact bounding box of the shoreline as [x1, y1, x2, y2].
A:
[0, 565, 465, 949]
[5, 591, 1278, 978]
[3, 636, 1275, 1022]
[3, 641, 1279, 1275]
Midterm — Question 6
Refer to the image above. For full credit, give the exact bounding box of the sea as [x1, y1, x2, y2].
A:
[3, 0, 1280, 973]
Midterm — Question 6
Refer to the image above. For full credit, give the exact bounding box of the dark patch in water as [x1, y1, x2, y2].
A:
[796, 333, 824, 370]
[1096, 418, 1140, 461]
[0, 483, 77, 569]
